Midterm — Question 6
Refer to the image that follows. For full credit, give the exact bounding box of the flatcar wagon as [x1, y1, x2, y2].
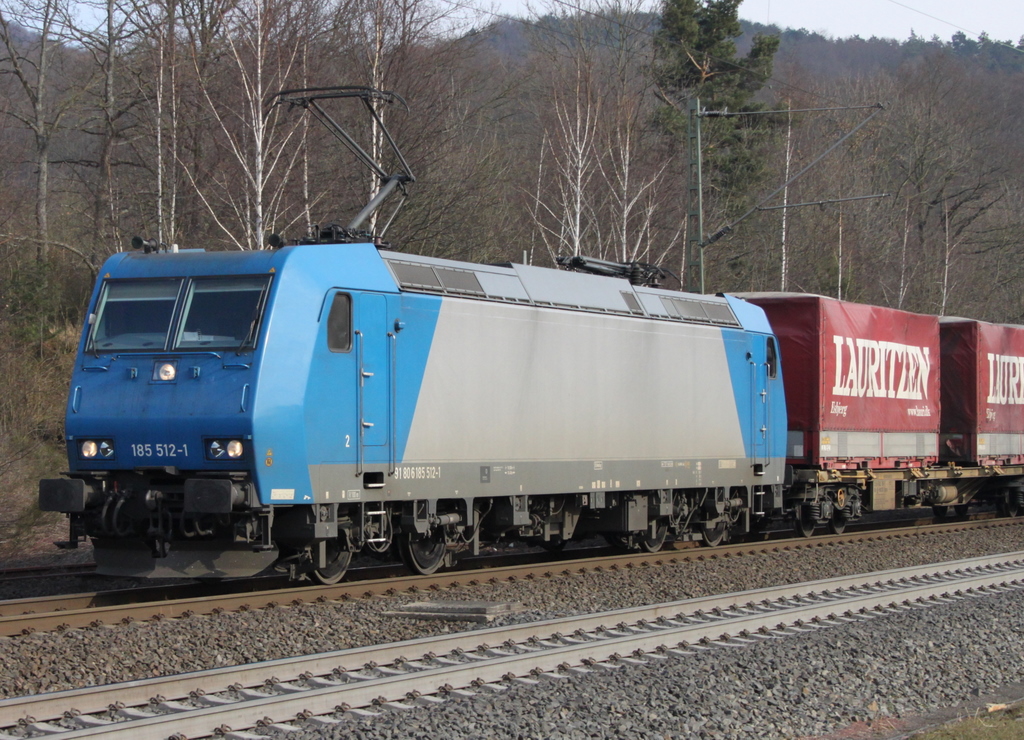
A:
[744, 294, 1024, 531]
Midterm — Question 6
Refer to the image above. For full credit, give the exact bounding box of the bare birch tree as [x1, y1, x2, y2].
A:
[592, 0, 670, 265]
[65, 0, 141, 255]
[525, 0, 601, 262]
[128, 0, 182, 247]
[182, 0, 318, 249]
[0, 0, 93, 260]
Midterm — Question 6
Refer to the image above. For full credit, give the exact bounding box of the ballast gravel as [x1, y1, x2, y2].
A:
[3, 524, 1024, 738]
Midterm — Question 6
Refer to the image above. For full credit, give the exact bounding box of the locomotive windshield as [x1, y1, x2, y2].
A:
[174, 277, 270, 350]
[89, 279, 182, 351]
[87, 275, 271, 353]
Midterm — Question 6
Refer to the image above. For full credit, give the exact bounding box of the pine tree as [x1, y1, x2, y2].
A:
[653, 0, 779, 193]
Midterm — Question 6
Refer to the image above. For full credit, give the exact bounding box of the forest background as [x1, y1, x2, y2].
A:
[0, 0, 1021, 562]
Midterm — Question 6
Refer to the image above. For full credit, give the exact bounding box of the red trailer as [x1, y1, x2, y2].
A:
[741, 294, 940, 470]
[940, 318, 1024, 466]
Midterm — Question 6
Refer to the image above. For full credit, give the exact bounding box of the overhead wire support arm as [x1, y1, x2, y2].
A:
[756, 193, 890, 211]
[702, 103, 885, 248]
[700, 103, 886, 118]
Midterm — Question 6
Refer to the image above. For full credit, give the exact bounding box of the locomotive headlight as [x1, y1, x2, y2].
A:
[207, 438, 244, 460]
[78, 439, 114, 459]
[155, 362, 177, 381]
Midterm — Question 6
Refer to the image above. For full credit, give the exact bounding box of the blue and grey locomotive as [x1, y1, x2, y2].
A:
[38, 88, 789, 582]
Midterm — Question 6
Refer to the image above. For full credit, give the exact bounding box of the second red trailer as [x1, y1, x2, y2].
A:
[940, 318, 1024, 466]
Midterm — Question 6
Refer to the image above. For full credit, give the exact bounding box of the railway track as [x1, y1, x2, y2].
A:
[0, 515, 1015, 639]
[2, 550, 1022, 739]
[0, 563, 95, 585]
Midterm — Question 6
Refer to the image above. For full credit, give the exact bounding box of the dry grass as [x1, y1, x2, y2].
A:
[916, 704, 1024, 740]
[0, 311, 85, 569]
[0, 438, 81, 568]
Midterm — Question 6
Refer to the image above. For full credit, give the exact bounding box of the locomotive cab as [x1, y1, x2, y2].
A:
[39, 254, 272, 576]
[39, 243, 402, 579]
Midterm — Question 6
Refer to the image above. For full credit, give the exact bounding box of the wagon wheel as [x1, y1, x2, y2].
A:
[313, 540, 352, 585]
[400, 529, 448, 575]
[794, 515, 815, 538]
[827, 513, 847, 535]
[700, 521, 727, 547]
[639, 521, 669, 553]
[954, 504, 970, 517]
[931, 505, 949, 519]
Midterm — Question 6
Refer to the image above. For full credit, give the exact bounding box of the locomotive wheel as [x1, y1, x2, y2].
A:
[827, 514, 847, 535]
[313, 541, 352, 585]
[795, 516, 815, 538]
[400, 531, 447, 575]
[603, 533, 631, 550]
[540, 537, 568, 553]
[700, 521, 726, 547]
[749, 516, 772, 541]
[639, 521, 669, 553]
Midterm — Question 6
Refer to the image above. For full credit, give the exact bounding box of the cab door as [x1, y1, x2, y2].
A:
[751, 335, 777, 472]
[314, 290, 392, 476]
[354, 293, 391, 456]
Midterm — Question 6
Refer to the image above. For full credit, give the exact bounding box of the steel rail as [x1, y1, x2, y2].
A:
[3, 552, 1024, 738]
[0, 563, 95, 580]
[0, 547, 626, 618]
[0, 517, 1015, 638]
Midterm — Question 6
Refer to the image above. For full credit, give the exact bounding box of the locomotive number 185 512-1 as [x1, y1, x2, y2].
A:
[130, 443, 189, 458]
[395, 465, 442, 480]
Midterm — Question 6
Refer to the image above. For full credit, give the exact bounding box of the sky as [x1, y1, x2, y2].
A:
[738, 0, 1024, 43]
[486, 0, 1024, 44]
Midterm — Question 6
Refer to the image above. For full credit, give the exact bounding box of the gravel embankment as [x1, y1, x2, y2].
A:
[269, 588, 1024, 740]
[3, 527, 1023, 698]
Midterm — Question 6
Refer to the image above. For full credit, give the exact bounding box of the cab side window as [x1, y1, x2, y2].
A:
[766, 337, 778, 379]
[327, 293, 352, 352]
